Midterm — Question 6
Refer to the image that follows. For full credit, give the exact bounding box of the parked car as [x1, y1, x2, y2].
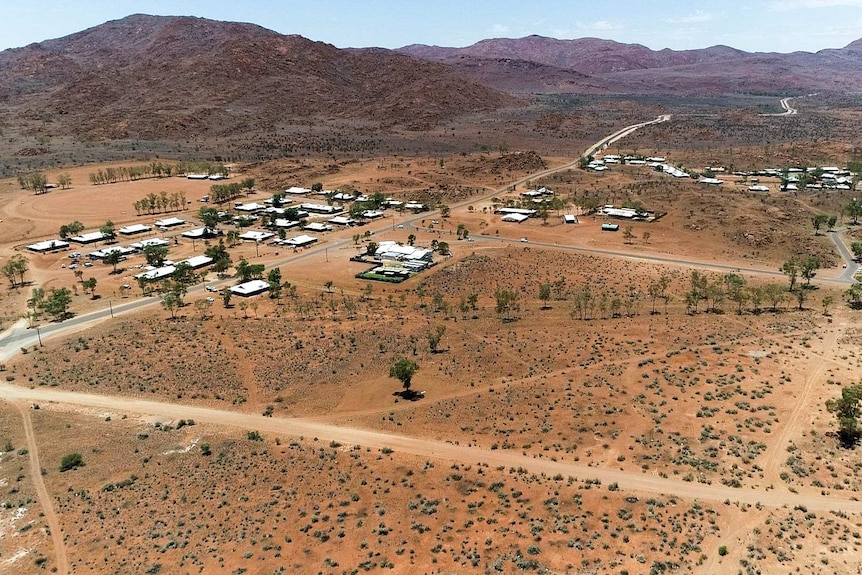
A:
[205, 285, 219, 292]
[69, 252, 81, 258]
[69, 263, 77, 269]
[83, 261, 93, 267]
[520, 237, 528, 243]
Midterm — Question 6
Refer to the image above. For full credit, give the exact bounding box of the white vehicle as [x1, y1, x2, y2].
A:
[69, 263, 77, 269]
[83, 261, 93, 267]
[520, 237, 528, 243]
[69, 252, 81, 258]
[396, 224, 404, 229]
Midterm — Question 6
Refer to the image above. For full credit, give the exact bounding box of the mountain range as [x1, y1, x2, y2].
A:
[1, 14, 861, 144]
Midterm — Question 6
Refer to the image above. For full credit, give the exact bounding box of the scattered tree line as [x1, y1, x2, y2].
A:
[2, 254, 28, 287]
[132, 191, 187, 215]
[209, 178, 254, 205]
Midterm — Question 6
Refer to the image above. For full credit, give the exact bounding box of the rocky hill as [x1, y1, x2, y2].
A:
[0, 14, 514, 141]
[400, 35, 862, 94]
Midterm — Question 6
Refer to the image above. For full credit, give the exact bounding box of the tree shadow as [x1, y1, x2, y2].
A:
[393, 390, 425, 402]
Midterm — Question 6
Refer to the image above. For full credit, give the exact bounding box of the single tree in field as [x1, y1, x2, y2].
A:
[827, 214, 838, 230]
[427, 325, 446, 353]
[161, 290, 182, 319]
[221, 288, 233, 308]
[852, 242, 862, 262]
[826, 384, 862, 447]
[390, 358, 419, 396]
[822, 294, 834, 315]
[538, 283, 552, 309]
[623, 226, 635, 245]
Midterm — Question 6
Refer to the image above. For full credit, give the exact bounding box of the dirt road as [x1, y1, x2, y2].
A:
[3, 383, 862, 515]
[13, 400, 69, 575]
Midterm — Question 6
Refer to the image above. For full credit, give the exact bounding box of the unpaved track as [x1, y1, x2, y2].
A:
[3, 383, 862, 514]
[761, 320, 844, 485]
[12, 400, 69, 575]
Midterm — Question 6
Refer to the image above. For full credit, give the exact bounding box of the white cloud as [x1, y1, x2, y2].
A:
[664, 10, 715, 24]
[770, 0, 862, 10]
[576, 20, 624, 32]
[489, 23, 510, 36]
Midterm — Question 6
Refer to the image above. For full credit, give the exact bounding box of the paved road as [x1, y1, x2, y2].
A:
[828, 229, 859, 282]
[761, 96, 797, 116]
[1, 383, 861, 514]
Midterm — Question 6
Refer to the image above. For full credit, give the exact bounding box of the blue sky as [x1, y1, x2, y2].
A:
[3, 0, 862, 53]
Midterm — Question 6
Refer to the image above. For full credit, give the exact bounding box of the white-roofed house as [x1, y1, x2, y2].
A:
[281, 234, 318, 247]
[180, 255, 214, 269]
[118, 224, 152, 235]
[303, 222, 333, 232]
[130, 238, 170, 250]
[70, 231, 108, 244]
[239, 230, 275, 242]
[27, 239, 70, 252]
[154, 217, 185, 228]
[230, 279, 270, 297]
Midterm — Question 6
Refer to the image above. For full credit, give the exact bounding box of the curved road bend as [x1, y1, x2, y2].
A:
[1, 383, 861, 514]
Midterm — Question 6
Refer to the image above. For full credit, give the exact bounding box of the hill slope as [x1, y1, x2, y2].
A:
[0, 14, 514, 140]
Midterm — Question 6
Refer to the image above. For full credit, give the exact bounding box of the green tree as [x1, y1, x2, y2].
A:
[781, 257, 800, 291]
[100, 220, 116, 242]
[538, 283, 552, 309]
[41, 287, 72, 321]
[366, 241, 378, 257]
[845, 198, 862, 225]
[800, 255, 820, 287]
[437, 241, 450, 256]
[221, 288, 233, 308]
[161, 289, 182, 319]
[104, 250, 123, 273]
[494, 290, 519, 322]
[2, 254, 28, 287]
[311, 182, 323, 193]
[59, 453, 84, 472]
[725, 273, 748, 314]
[407, 234, 416, 246]
[427, 325, 446, 353]
[267, 268, 282, 298]
[143, 244, 169, 267]
[826, 384, 862, 447]
[852, 242, 862, 261]
[822, 294, 834, 315]
[389, 358, 419, 394]
[82, 277, 97, 297]
[812, 214, 828, 235]
[199, 206, 221, 231]
[623, 226, 635, 245]
[57, 173, 72, 190]
[827, 214, 838, 230]
[58, 220, 84, 239]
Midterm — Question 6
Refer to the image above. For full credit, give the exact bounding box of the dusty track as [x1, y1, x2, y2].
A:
[2, 382, 862, 514]
[12, 400, 69, 575]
